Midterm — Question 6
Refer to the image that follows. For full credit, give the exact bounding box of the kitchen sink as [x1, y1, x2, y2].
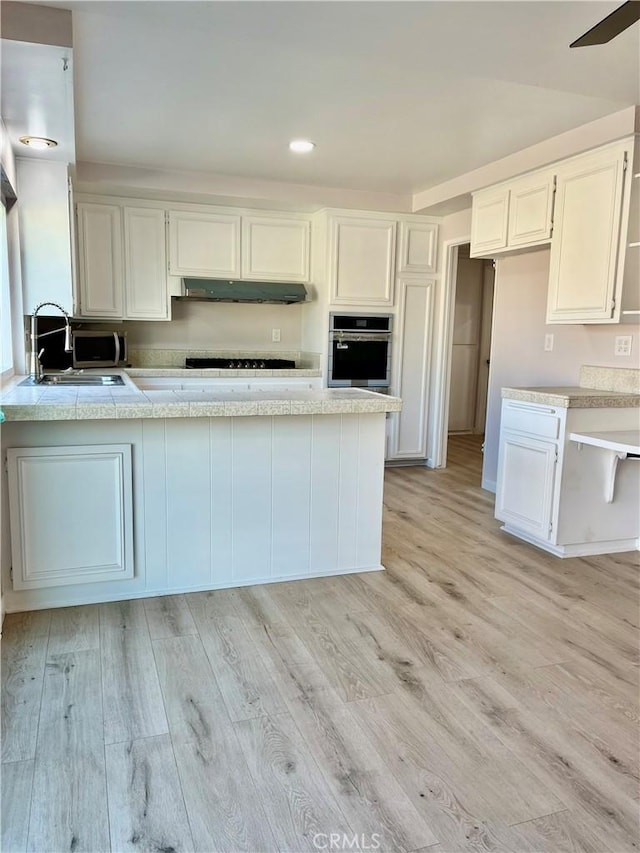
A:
[19, 374, 125, 387]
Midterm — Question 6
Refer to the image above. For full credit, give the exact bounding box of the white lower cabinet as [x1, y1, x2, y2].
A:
[2, 415, 387, 611]
[495, 399, 639, 557]
[387, 277, 434, 460]
[496, 432, 557, 540]
[7, 444, 134, 589]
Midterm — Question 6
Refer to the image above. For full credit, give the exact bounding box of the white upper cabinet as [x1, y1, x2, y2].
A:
[329, 215, 397, 306]
[621, 165, 640, 316]
[397, 221, 438, 274]
[76, 201, 170, 320]
[471, 171, 554, 257]
[507, 171, 555, 247]
[76, 202, 124, 318]
[469, 137, 635, 324]
[124, 207, 170, 320]
[470, 187, 509, 256]
[547, 141, 629, 324]
[168, 210, 241, 278]
[241, 215, 310, 282]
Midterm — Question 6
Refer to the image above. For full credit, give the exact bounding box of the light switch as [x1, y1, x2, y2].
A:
[544, 334, 554, 352]
[272, 328, 281, 342]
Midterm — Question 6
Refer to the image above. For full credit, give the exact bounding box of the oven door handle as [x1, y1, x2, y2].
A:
[336, 342, 349, 350]
[331, 333, 391, 342]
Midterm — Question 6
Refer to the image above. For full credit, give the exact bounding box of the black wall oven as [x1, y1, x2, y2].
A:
[328, 313, 392, 390]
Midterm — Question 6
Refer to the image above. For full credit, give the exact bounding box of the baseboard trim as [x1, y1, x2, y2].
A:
[481, 477, 496, 493]
[501, 525, 639, 558]
[3, 564, 386, 614]
[385, 458, 428, 467]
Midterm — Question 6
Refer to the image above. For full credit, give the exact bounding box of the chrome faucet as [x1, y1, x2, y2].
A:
[29, 302, 73, 382]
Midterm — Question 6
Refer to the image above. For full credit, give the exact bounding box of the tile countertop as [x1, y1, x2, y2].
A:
[0, 370, 401, 422]
[125, 367, 323, 378]
[502, 386, 640, 408]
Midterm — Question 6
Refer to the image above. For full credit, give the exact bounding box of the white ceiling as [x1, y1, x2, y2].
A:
[1, 39, 75, 164]
[9, 1, 640, 196]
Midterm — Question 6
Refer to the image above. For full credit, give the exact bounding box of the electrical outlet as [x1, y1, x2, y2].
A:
[614, 335, 632, 357]
[272, 328, 281, 343]
[544, 334, 554, 352]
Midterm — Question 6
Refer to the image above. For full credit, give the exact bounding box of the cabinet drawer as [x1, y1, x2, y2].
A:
[502, 403, 560, 439]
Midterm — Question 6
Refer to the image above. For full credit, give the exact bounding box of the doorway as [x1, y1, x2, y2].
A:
[447, 245, 494, 435]
[440, 243, 494, 472]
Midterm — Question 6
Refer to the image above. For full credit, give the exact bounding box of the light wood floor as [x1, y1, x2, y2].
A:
[2, 434, 639, 853]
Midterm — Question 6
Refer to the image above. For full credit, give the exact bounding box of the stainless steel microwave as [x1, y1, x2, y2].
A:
[72, 331, 127, 368]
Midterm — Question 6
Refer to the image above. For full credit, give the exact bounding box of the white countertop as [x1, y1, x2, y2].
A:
[0, 370, 402, 421]
[569, 430, 640, 455]
[502, 386, 640, 408]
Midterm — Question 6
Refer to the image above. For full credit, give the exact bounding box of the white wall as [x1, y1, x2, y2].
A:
[0, 119, 24, 375]
[122, 298, 305, 353]
[482, 248, 640, 489]
[16, 158, 74, 316]
[414, 106, 638, 215]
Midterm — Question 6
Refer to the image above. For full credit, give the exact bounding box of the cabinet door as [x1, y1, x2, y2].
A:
[397, 221, 438, 274]
[124, 207, 169, 320]
[387, 278, 434, 459]
[495, 432, 557, 540]
[168, 210, 240, 278]
[547, 145, 627, 323]
[7, 444, 134, 589]
[470, 188, 509, 256]
[242, 215, 310, 282]
[76, 202, 124, 318]
[507, 171, 555, 247]
[330, 216, 397, 306]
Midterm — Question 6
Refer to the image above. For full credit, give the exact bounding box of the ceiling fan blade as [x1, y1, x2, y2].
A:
[570, 0, 640, 47]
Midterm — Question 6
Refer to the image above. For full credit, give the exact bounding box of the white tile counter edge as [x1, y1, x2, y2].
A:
[501, 386, 640, 408]
[0, 369, 402, 421]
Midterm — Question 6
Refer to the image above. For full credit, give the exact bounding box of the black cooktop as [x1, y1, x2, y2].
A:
[185, 357, 296, 370]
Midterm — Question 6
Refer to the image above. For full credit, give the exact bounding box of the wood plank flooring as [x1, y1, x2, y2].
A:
[2, 434, 639, 853]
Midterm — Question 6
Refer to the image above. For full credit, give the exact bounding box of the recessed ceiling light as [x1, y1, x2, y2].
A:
[289, 139, 315, 153]
[18, 136, 58, 150]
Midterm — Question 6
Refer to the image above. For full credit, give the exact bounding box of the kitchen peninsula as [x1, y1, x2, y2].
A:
[1, 370, 401, 613]
[495, 366, 640, 557]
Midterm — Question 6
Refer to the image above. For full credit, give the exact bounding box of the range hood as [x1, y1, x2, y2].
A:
[177, 279, 308, 304]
